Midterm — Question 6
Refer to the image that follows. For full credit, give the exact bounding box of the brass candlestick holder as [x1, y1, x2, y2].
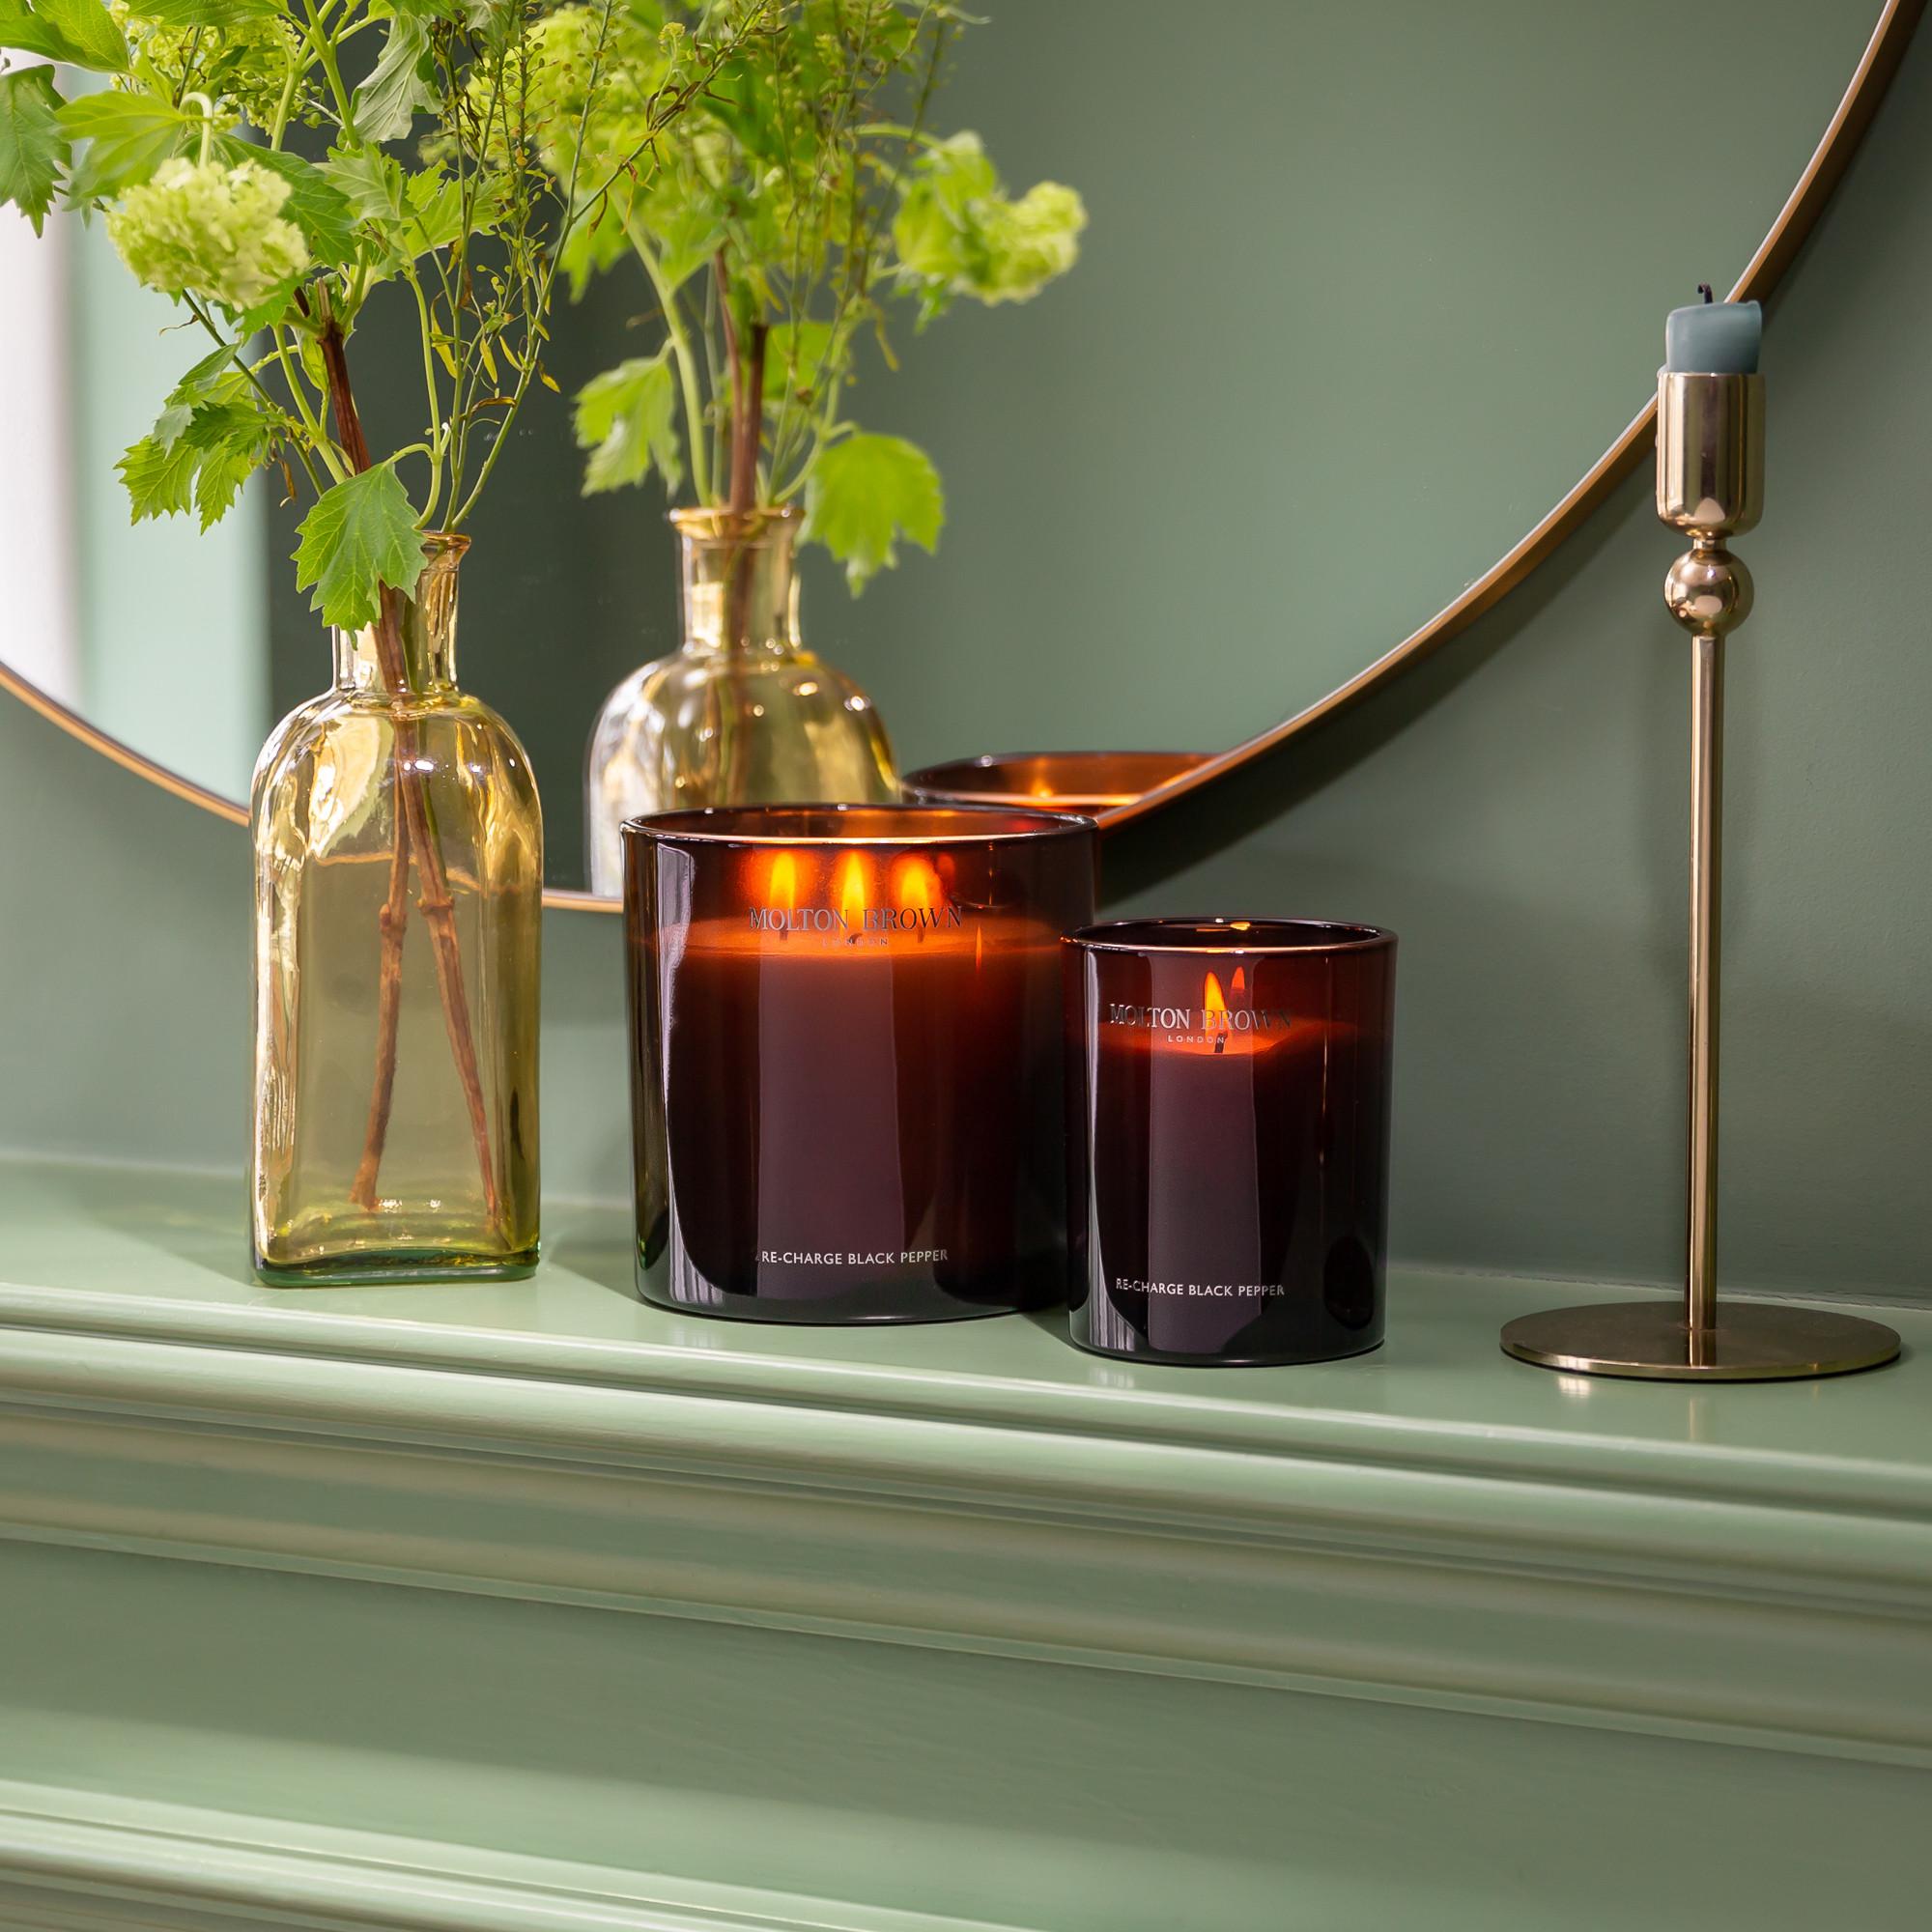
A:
[1501, 372, 1901, 1379]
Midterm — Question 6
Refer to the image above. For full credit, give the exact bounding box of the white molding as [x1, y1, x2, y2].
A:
[0, 1780, 1026, 1932]
[1, 1323, 1928, 1768]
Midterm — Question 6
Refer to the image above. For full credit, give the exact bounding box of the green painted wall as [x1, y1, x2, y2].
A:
[2, 15, 1928, 1302]
[815, 0, 1875, 772]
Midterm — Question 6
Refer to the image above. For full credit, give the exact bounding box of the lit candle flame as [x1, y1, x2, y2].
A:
[766, 850, 801, 911]
[836, 851, 869, 931]
[892, 855, 944, 915]
[1204, 970, 1230, 1055]
[1232, 964, 1247, 998]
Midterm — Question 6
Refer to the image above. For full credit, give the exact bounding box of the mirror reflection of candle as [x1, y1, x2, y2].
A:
[901, 752, 1214, 816]
[627, 807, 1097, 1323]
[1066, 919, 1396, 1366]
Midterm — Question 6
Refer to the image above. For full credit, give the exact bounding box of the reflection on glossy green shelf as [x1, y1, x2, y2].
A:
[4, 1155, 1924, 1471]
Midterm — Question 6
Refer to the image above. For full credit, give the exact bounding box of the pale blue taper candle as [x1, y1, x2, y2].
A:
[1664, 289, 1762, 374]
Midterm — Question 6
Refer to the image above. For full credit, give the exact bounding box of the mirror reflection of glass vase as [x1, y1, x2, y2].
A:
[251, 538, 543, 1285]
[585, 507, 897, 896]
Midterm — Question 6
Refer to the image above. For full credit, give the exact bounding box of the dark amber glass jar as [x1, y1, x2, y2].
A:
[1065, 918, 1397, 1365]
[900, 750, 1208, 814]
[625, 805, 1098, 1321]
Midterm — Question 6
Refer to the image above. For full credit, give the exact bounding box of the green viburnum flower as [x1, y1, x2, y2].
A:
[509, 6, 677, 189]
[501, 3, 715, 292]
[108, 156, 309, 312]
[893, 132, 1086, 313]
[111, 3, 303, 131]
[975, 183, 1086, 300]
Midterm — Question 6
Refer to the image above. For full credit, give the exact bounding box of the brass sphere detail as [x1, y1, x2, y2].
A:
[1663, 543, 1753, 637]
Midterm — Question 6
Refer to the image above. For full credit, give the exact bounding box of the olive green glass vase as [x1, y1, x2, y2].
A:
[250, 536, 542, 1285]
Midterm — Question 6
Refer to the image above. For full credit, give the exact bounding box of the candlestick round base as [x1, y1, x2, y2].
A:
[1500, 1299, 1901, 1381]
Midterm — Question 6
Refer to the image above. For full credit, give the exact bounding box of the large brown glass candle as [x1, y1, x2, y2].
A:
[1065, 919, 1397, 1365]
[626, 805, 1097, 1322]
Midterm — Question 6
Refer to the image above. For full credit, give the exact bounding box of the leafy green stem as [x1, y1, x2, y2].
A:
[298, 0, 356, 141]
[622, 213, 709, 503]
[401, 267, 445, 524]
[269, 324, 351, 485]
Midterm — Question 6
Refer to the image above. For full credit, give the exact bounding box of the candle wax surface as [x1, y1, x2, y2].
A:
[1664, 298, 1761, 374]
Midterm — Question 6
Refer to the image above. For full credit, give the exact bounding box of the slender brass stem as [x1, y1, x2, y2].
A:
[1688, 623, 1723, 1358]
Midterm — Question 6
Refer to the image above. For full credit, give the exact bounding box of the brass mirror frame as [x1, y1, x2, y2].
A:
[2, 0, 1918, 911]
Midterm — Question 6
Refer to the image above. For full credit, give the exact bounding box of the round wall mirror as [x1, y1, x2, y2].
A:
[0, 0, 1912, 906]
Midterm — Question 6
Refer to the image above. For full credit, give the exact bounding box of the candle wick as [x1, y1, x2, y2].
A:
[1697, 283, 1715, 304]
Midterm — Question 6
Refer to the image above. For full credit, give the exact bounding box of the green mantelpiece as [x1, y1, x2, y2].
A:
[0, 1158, 1927, 1931]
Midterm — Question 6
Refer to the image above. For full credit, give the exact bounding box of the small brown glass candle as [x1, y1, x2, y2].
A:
[1065, 919, 1396, 1365]
[901, 751, 1209, 815]
[625, 805, 1096, 1322]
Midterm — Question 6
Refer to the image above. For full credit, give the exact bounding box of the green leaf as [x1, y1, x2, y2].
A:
[352, 16, 435, 144]
[319, 147, 408, 227]
[700, 53, 783, 165]
[124, 378, 273, 529]
[133, 0, 276, 24]
[0, 0, 127, 71]
[293, 464, 423, 631]
[802, 432, 943, 593]
[191, 440, 262, 527]
[150, 345, 238, 447]
[762, 319, 833, 407]
[318, 151, 405, 267]
[318, 149, 479, 270]
[639, 171, 725, 290]
[166, 341, 238, 402]
[183, 399, 272, 529]
[58, 93, 189, 201]
[0, 65, 66, 233]
[557, 196, 630, 300]
[229, 273, 301, 333]
[218, 140, 356, 266]
[402, 161, 465, 255]
[150, 401, 193, 448]
[117, 432, 200, 522]
[573, 353, 681, 497]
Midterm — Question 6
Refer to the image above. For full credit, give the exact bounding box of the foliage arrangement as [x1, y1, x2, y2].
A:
[547, 0, 1086, 589]
[0, 0, 760, 1224]
[0, 0, 753, 628]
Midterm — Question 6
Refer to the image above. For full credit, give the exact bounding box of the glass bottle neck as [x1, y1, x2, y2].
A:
[332, 538, 466, 695]
[675, 508, 802, 656]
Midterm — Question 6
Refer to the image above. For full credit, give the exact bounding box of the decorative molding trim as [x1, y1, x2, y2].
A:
[0, 1780, 1027, 1932]
[2, 1316, 1928, 1769]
